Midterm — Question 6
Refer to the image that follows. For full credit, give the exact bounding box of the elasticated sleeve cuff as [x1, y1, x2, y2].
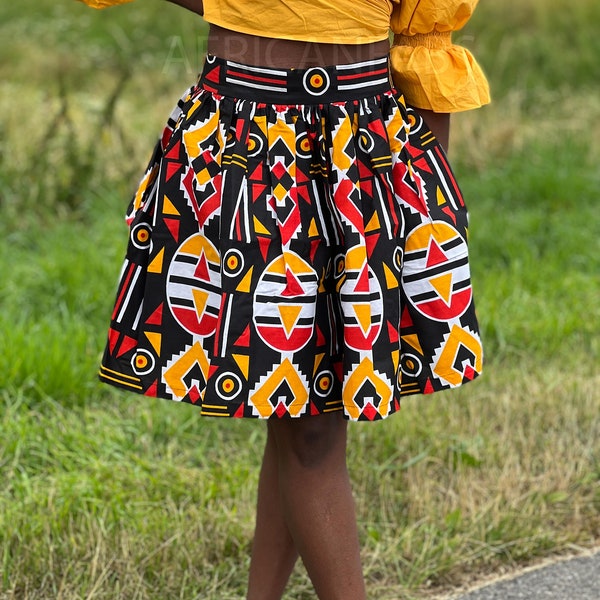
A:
[390, 31, 490, 113]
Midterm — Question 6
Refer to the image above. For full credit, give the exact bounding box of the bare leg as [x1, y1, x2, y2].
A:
[267, 412, 367, 600]
[247, 427, 298, 600]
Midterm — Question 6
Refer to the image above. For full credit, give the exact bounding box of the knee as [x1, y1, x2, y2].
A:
[269, 413, 347, 470]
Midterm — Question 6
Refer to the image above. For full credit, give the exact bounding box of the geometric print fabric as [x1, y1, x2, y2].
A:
[99, 55, 483, 421]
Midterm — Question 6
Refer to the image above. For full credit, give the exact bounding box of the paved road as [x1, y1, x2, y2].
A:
[451, 551, 600, 600]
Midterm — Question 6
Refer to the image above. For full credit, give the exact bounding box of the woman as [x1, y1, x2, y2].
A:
[79, 0, 489, 597]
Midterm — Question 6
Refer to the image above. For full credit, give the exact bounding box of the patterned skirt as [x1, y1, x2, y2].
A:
[99, 55, 483, 421]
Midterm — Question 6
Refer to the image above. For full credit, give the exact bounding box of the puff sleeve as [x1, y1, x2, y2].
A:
[389, 0, 490, 112]
[75, 0, 134, 8]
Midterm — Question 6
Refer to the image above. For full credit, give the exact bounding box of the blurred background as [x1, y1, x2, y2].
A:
[0, 1, 599, 598]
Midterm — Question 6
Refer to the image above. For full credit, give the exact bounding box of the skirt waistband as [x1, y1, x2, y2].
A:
[199, 54, 393, 104]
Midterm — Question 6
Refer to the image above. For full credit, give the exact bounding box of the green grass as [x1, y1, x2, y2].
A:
[1, 0, 599, 598]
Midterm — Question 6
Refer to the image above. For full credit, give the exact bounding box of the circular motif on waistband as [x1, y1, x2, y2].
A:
[131, 349, 155, 376]
[215, 371, 243, 401]
[303, 68, 331, 96]
[223, 249, 245, 277]
[131, 223, 151, 250]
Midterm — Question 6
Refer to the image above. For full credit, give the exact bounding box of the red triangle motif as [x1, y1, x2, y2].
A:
[426, 239, 448, 268]
[188, 385, 201, 403]
[310, 239, 320, 262]
[333, 361, 344, 383]
[423, 378, 435, 394]
[357, 158, 373, 180]
[463, 365, 476, 380]
[361, 179, 373, 198]
[208, 364, 219, 378]
[164, 218, 180, 241]
[258, 236, 270, 262]
[234, 403, 245, 418]
[165, 161, 182, 182]
[367, 118, 386, 140]
[108, 328, 120, 354]
[297, 185, 311, 204]
[365, 233, 380, 258]
[387, 321, 399, 343]
[353, 265, 370, 293]
[251, 183, 268, 201]
[296, 167, 310, 184]
[400, 306, 414, 328]
[406, 142, 424, 159]
[145, 302, 164, 325]
[310, 401, 320, 415]
[165, 139, 181, 160]
[316, 325, 326, 347]
[282, 268, 304, 297]
[194, 251, 210, 281]
[117, 335, 137, 358]
[249, 163, 263, 182]
[442, 206, 457, 225]
[204, 65, 221, 83]
[413, 156, 432, 173]
[144, 379, 158, 397]
[234, 325, 251, 347]
[161, 127, 173, 150]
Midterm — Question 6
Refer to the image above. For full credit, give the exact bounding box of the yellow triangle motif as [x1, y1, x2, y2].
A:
[144, 331, 162, 355]
[232, 354, 250, 378]
[308, 218, 319, 237]
[391, 349, 400, 371]
[313, 353, 325, 375]
[163, 195, 180, 215]
[430, 273, 453, 304]
[401, 333, 423, 354]
[192, 288, 209, 318]
[365, 211, 380, 232]
[382, 263, 398, 289]
[147, 248, 165, 274]
[353, 304, 372, 334]
[278, 305, 302, 335]
[253, 215, 271, 235]
[436, 186, 446, 206]
[236, 267, 254, 293]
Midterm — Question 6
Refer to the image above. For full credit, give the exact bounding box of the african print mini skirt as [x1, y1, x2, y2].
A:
[99, 54, 483, 421]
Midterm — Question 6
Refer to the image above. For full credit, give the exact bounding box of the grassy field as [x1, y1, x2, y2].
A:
[1, 0, 599, 598]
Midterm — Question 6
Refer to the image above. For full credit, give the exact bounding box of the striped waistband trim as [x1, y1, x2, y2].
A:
[199, 54, 393, 104]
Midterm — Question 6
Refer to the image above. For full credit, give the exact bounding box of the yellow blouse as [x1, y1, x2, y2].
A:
[75, 0, 490, 112]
